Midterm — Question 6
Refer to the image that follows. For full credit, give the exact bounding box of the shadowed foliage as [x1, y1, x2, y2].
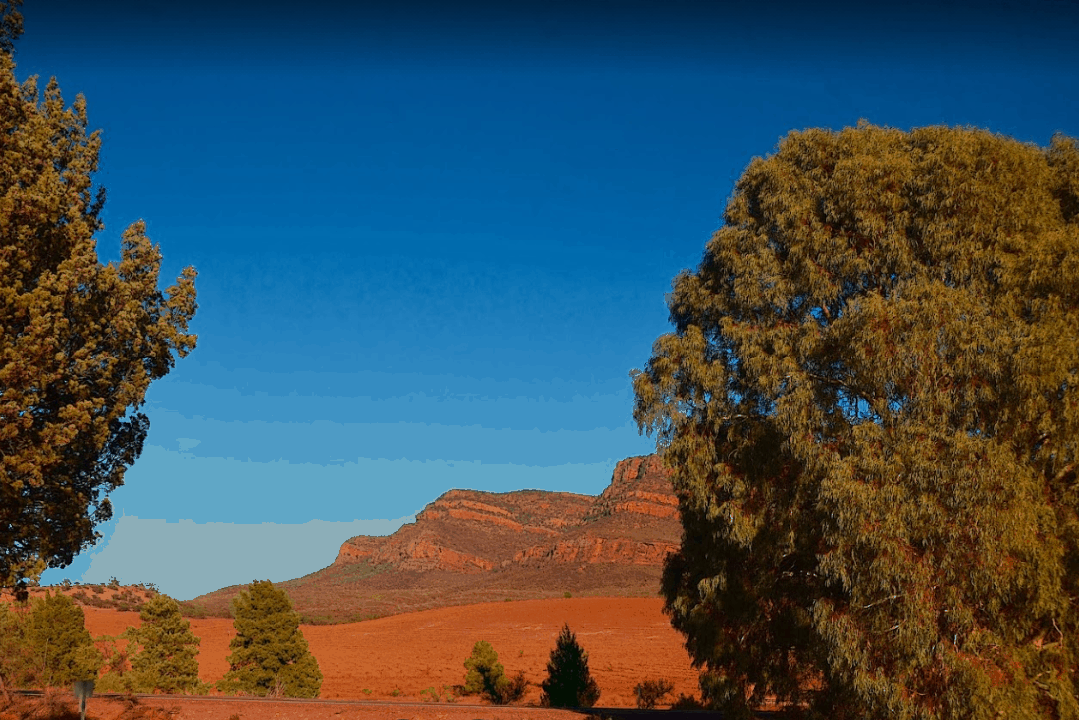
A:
[540, 623, 600, 708]
[217, 580, 322, 698]
[0, 0, 198, 590]
[633, 122, 1079, 719]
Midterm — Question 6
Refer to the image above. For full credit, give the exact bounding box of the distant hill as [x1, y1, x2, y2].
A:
[182, 455, 682, 624]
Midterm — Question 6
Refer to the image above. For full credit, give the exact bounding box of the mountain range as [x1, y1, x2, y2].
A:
[182, 454, 682, 623]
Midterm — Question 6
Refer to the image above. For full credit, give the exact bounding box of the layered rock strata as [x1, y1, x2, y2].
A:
[333, 453, 680, 574]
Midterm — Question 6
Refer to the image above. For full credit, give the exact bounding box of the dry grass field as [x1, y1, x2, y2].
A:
[80, 597, 699, 708]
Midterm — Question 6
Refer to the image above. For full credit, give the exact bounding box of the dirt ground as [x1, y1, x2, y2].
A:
[82, 597, 700, 708]
[1, 693, 598, 720]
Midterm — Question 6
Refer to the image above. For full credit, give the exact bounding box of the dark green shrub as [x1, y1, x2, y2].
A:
[670, 693, 705, 710]
[540, 624, 599, 708]
[496, 672, 528, 704]
[635, 678, 674, 709]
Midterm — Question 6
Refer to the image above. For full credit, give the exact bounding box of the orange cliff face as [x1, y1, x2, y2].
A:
[333, 454, 680, 573]
[186, 454, 684, 622]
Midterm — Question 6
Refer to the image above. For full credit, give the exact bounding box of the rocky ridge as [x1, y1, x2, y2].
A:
[332, 453, 679, 574]
[183, 454, 682, 623]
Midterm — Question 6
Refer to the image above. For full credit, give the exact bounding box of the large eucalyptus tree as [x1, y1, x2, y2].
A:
[633, 122, 1079, 720]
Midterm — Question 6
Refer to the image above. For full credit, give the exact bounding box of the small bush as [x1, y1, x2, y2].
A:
[463, 640, 505, 700]
[563, 591, 572, 598]
[298, 613, 334, 625]
[495, 672, 528, 704]
[635, 678, 675, 709]
[670, 693, 705, 710]
[462, 641, 525, 704]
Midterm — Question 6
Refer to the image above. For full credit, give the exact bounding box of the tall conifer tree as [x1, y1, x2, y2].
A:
[217, 580, 322, 698]
[26, 592, 101, 687]
[633, 123, 1079, 719]
[125, 594, 203, 693]
[0, 0, 198, 589]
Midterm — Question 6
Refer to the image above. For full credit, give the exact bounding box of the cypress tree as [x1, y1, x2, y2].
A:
[633, 123, 1079, 719]
[26, 591, 101, 687]
[124, 594, 203, 693]
[217, 580, 322, 698]
[540, 623, 600, 708]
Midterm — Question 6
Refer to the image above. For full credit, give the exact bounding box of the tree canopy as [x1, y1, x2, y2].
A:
[632, 122, 1079, 720]
[0, 0, 198, 588]
[217, 580, 322, 698]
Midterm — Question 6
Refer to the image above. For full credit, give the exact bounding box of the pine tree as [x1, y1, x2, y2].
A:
[124, 594, 203, 693]
[26, 591, 101, 687]
[217, 580, 322, 698]
[0, 0, 198, 591]
[540, 624, 599, 708]
[632, 123, 1079, 719]
[0, 602, 35, 700]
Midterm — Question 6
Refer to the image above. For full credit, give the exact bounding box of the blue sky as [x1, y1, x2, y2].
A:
[19, 0, 1078, 599]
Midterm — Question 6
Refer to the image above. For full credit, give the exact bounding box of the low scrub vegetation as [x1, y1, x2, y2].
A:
[420, 685, 458, 703]
[461, 640, 527, 704]
[634, 678, 674, 709]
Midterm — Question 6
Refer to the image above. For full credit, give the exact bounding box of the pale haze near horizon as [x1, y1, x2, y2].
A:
[81, 516, 414, 601]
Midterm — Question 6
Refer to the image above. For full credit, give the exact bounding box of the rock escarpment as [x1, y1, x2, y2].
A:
[185, 455, 683, 623]
[333, 453, 680, 575]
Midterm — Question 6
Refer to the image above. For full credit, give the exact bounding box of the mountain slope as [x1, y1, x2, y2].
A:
[183, 455, 681, 623]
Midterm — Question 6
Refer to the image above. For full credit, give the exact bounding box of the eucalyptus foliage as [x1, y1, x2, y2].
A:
[0, 0, 198, 588]
[632, 122, 1079, 720]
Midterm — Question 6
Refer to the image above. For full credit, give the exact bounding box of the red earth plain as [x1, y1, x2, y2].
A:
[34, 596, 702, 720]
